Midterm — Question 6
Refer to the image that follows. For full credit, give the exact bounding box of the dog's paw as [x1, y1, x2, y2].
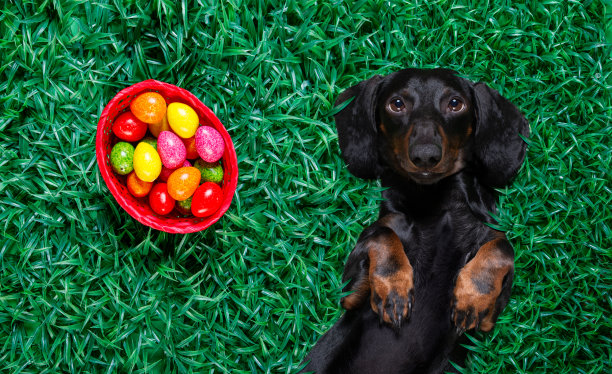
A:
[370, 264, 414, 330]
[451, 269, 501, 333]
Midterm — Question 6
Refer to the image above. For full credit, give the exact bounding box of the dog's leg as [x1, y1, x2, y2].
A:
[451, 235, 514, 332]
[341, 224, 414, 329]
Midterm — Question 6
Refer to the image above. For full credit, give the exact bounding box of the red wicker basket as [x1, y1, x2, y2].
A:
[96, 80, 238, 234]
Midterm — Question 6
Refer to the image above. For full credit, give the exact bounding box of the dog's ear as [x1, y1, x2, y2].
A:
[334, 75, 384, 179]
[472, 83, 530, 187]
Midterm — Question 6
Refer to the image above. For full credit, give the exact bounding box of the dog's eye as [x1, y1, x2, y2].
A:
[388, 97, 406, 112]
[448, 98, 465, 112]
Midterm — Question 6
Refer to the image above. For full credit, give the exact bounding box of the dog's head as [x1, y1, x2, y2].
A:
[334, 68, 529, 187]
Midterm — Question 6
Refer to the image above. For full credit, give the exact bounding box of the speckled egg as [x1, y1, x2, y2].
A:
[195, 126, 224, 163]
[140, 137, 157, 150]
[175, 196, 193, 215]
[130, 92, 167, 124]
[194, 159, 224, 184]
[133, 142, 162, 182]
[167, 102, 199, 138]
[110, 142, 134, 175]
[158, 131, 187, 169]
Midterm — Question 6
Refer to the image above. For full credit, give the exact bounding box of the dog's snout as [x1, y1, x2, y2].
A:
[409, 122, 442, 168]
[409, 144, 442, 168]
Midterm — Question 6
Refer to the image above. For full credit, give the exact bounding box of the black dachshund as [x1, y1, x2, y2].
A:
[301, 69, 529, 374]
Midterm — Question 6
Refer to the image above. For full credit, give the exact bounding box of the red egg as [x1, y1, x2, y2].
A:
[191, 182, 222, 217]
[112, 112, 148, 142]
[182, 135, 199, 159]
[149, 183, 175, 215]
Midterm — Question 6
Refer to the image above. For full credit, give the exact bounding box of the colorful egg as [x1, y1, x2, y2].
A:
[130, 92, 167, 124]
[194, 159, 224, 184]
[141, 137, 157, 150]
[175, 196, 193, 215]
[148, 114, 171, 137]
[149, 183, 175, 215]
[191, 182, 223, 217]
[167, 102, 199, 138]
[112, 112, 148, 142]
[133, 142, 162, 182]
[158, 131, 187, 169]
[167, 167, 201, 201]
[195, 126, 224, 162]
[126, 172, 153, 197]
[110, 142, 134, 175]
[159, 160, 191, 182]
[182, 136, 199, 159]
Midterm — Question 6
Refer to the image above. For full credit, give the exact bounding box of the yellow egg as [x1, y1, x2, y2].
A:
[133, 142, 162, 182]
[167, 102, 199, 138]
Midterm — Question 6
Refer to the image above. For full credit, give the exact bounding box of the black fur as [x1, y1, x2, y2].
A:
[300, 69, 528, 374]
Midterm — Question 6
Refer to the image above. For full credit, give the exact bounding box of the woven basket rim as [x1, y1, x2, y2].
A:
[96, 79, 238, 234]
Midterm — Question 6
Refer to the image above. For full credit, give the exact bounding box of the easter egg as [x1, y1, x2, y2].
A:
[110, 142, 134, 175]
[133, 142, 162, 182]
[191, 182, 222, 217]
[175, 196, 192, 216]
[126, 172, 153, 197]
[158, 131, 187, 169]
[148, 114, 171, 137]
[195, 126, 224, 162]
[149, 183, 175, 215]
[167, 167, 201, 201]
[112, 112, 148, 142]
[130, 92, 167, 124]
[167, 102, 199, 138]
[183, 136, 199, 159]
[159, 160, 191, 182]
[141, 137, 157, 150]
[194, 159, 224, 184]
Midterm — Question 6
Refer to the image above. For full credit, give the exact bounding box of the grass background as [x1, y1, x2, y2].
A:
[1, 0, 610, 373]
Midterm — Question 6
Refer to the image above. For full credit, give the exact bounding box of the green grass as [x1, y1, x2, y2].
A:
[0, 0, 610, 373]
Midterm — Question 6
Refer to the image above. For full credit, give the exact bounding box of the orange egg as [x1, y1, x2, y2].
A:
[167, 167, 201, 201]
[126, 172, 153, 197]
[130, 92, 167, 124]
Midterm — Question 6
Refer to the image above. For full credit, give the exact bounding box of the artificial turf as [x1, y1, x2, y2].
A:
[0, 0, 610, 373]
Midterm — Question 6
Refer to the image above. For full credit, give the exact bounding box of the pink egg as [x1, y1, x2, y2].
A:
[158, 131, 187, 169]
[159, 160, 192, 182]
[195, 126, 225, 163]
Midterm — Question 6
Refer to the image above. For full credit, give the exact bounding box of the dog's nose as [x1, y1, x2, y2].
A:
[409, 144, 442, 168]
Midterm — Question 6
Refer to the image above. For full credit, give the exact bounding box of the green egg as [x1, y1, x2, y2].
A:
[175, 196, 192, 216]
[194, 159, 224, 184]
[141, 137, 157, 150]
[110, 142, 134, 175]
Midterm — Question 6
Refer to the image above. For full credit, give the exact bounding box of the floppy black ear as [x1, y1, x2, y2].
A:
[334, 75, 384, 179]
[472, 83, 530, 188]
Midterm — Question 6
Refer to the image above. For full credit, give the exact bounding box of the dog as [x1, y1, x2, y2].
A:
[300, 68, 529, 374]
